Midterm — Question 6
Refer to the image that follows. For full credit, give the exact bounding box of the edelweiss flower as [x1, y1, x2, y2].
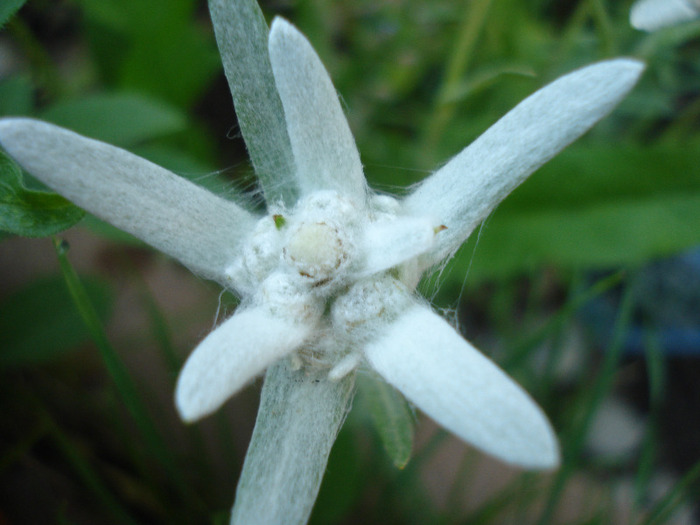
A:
[631, 0, 700, 30]
[0, 1, 643, 523]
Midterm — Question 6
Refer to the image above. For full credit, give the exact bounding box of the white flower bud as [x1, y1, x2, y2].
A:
[259, 272, 323, 324]
[331, 274, 412, 344]
[282, 190, 359, 287]
[285, 221, 346, 281]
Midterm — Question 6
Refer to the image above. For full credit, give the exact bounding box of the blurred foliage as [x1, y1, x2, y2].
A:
[357, 372, 415, 469]
[0, 0, 27, 29]
[1, 0, 700, 523]
[0, 150, 85, 236]
[40, 93, 188, 148]
[74, 0, 220, 107]
[0, 274, 112, 367]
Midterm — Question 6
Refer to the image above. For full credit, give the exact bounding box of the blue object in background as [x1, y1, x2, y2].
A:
[583, 247, 700, 356]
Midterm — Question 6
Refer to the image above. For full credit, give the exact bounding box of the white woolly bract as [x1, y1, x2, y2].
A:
[328, 353, 362, 381]
[224, 215, 283, 296]
[175, 306, 313, 422]
[268, 18, 367, 203]
[208, 0, 298, 207]
[403, 58, 645, 268]
[631, 0, 700, 30]
[365, 305, 560, 469]
[0, 118, 256, 284]
[359, 216, 437, 276]
[0, 6, 650, 524]
[230, 359, 355, 525]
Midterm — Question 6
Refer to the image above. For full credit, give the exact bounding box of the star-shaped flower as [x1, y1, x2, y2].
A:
[0, 1, 643, 523]
[631, 0, 700, 30]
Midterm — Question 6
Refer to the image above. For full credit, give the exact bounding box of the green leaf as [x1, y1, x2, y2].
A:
[441, 62, 537, 105]
[0, 0, 27, 28]
[76, 0, 219, 107]
[40, 93, 188, 148]
[0, 151, 85, 237]
[359, 373, 414, 469]
[639, 458, 700, 525]
[119, 26, 219, 108]
[0, 75, 33, 116]
[0, 275, 112, 368]
[440, 144, 700, 286]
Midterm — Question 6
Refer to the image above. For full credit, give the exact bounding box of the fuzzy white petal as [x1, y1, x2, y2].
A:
[328, 352, 362, 381]
[631, 0, 700, 30]
[365, 305, 559, 469]
[209, 0, 298, 207]
[359, 216, 437, 276]
[268, 18, 367, 203]
[403, 59, 645, 267]
[231, 359, 355, 525]
[176, 306, 312, 422]
[0, 118, 256, 282]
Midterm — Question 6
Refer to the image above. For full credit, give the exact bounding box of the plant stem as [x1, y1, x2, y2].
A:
[421, 0, 494, 161]
[53, 238, 195, 507]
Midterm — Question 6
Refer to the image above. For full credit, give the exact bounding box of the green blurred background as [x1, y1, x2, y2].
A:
[1, 0, 700, 523]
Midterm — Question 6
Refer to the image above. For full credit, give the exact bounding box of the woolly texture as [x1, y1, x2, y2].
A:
[175, 306, 313, 422]
[403, 59, 645, 267]
[360, 217, 437, 276]
[230, 359, 355, 525]
[208, 0, 297, 206]
[0, 8, 647, 525]
[630, 0, 700, 30]
[269, 18, 367, 202]
[0, 118, 255, 282]
[286, 222, 346, 280]
[366, 306, 559, 468]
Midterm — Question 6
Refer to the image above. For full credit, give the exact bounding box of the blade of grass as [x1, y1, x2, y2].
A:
[502, 271, 624, 371]
[633, 331, 666, 509]
[588, 0, 616, 56]
[138, 280, 215, 477]
[637, 459, 700, 525]
[103, 390, 165, 500]
[536, 279, 635, 524]
[460, 472, 542, 525]
[6, 17, 63, 100]
[53, 237, 195, 507]
[141, 285, 180, 375]
[114, 253, 214, 479]
[642, 331, 666, 415]
[421, 0, 494, 159]
[37, 405, 140, 525]
[444, 450, 477, 517]
[552, 0, 592, 70]
[117, 255, 183, 379]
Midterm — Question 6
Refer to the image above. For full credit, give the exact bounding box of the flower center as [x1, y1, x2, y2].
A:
[285, 221, 345, 281]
